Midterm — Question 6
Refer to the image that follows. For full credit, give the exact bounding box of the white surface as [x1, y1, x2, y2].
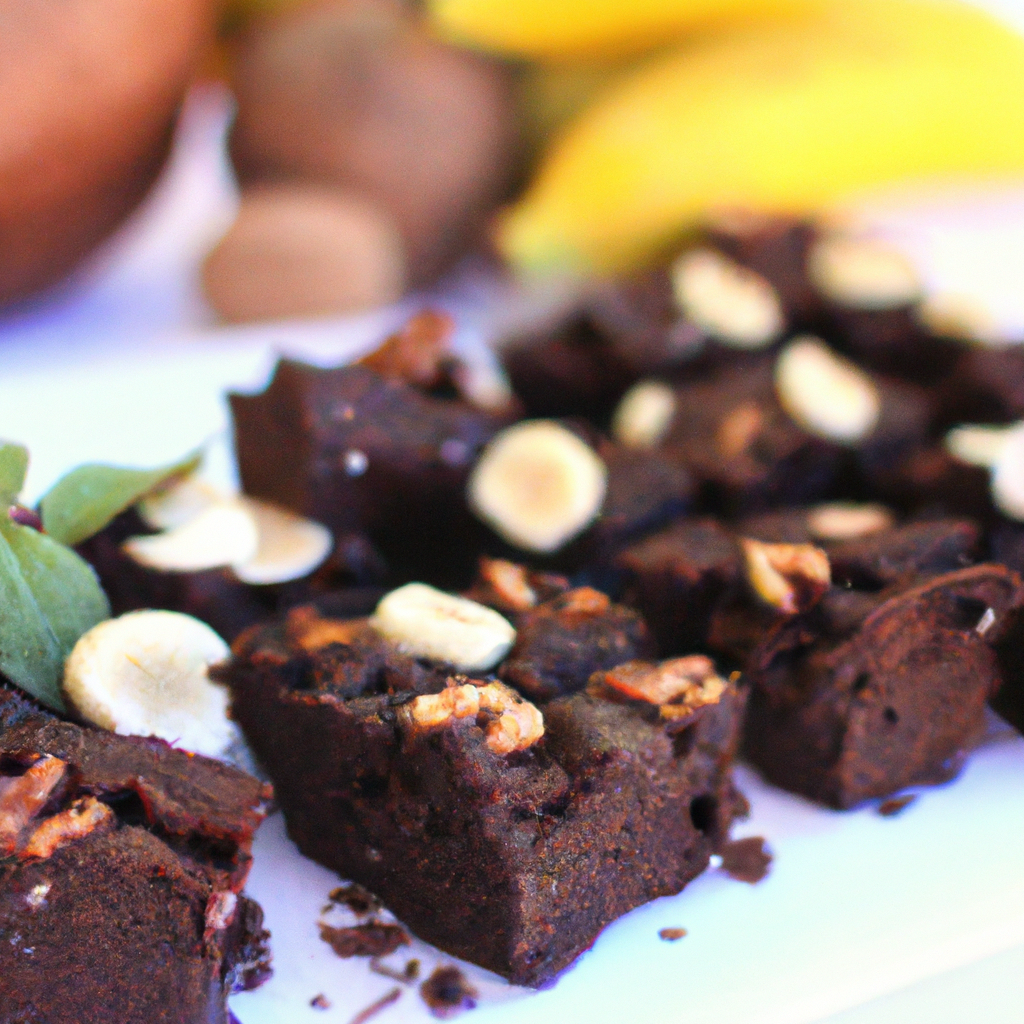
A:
[1, 82, 1024, 1024]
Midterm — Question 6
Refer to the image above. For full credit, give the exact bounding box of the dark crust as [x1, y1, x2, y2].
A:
[743, 564, 1024, 808]
[223, 616, 747, 986]
[0, 686, 271, 1024]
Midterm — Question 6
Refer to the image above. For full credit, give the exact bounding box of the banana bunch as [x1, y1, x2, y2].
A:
[430, 0, 1024, 276]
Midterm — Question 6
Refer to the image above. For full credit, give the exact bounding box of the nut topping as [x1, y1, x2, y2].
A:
[806, 502, 895, 542]
[285, 606, 369, 652]
[467, 557, 538, 613]
[371, 583, 516, 672]
[399, 680, 544, 755]
[671, 248, 784, 349]
[21, 797, 114, 860]
[0, 755, 67, 856]
[611, 381, 677, 449]
[741, 537, 831, 614]
[717, 401, 765, 459]
[807, 235, 920, 309]
[359, 309, 455, 391]
[467, 420, 607, 554]
[590, 656, 726, 722]
[775, 336, 880, 443]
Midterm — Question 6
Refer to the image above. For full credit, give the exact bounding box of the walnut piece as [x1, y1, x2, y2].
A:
[741, 537, 831, 614]
[21, 796, 114, 860]
[468, 557, 538, 612]
[399, 679, 544, 755]
[359, 309, 455, 390]
[0, 755, 67, 856]
[590, 656, 727, 722]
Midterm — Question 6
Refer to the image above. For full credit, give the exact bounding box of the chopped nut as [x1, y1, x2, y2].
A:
[775, 336, 881, 443]
[420, 966, 478, 1019]
[371, 583, 516, 672]
[992, 423, 1024, 521]
[63, 610, 236, 759]
[319, 921, 410, 959]
[467, 557, 538, 613]
[807, 235, 920, 309]
[359, 310, 455, 391]
[21, 797, 114, 860]
[467, 420, 607, 554]
[399, 680, 544, 755]
[806, 501, 895, 542]
[741, 537, 831, 614]
[285, 607, 368, 652]
[204, 891, 238, 935]
[552, 586, 611, 617]
[123, 499, 260, 573]
[717, 836, 772, 884]
[717, 400, 765, 459]
[944, 423, 1017, 469]
[658, 927, 688, 941]
[671, 248, 784, 349]
[0, 756, 67, 856]
[232, 498, 334, 585]
[611, 380, 677, 449]
[310, 994, 332, 1010]
[590, 656, 726, 720]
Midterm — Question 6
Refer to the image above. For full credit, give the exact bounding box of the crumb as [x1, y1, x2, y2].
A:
[877, 794, 917, 817]
[420, 966, 479, 1018]
[658, 927, 687, 941]
[370, 956, 421, 984]
[718, 836, 772, 884]
[327, 882, 383, 917]
[311, 993, 332, 1010]
[319, 922, 411, 958]
[347, 986, 402, 1024]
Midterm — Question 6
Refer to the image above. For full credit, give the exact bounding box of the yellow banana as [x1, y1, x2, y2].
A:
[429, 0, 811, 59]
[498, 0, 1024, 276]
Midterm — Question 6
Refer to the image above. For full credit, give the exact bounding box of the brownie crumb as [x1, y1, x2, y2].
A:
[658, 927, 688, 941]
[319, 922, 411, 958]
[718, 836, 772, 884]
[370, 956, 422, 984]
[347, 987, 402, 1024]
[420, 966, 479, 1018]
[877, 794, 917, 817]
[310, 993, 332, 1010]
[328, 882, 383, 917]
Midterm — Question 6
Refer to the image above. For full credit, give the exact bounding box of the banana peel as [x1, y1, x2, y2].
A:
[498, 0, 1024, 276]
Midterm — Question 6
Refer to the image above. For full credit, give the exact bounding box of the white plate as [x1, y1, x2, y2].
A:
[2, 84, 1023, 1024]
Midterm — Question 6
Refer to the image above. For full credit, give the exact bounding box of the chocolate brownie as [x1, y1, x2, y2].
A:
[230, 360, 502, 587]
[743, 563, 1024, 807]
[0, 685, 271, 1024]
[222, 608, 746, 985]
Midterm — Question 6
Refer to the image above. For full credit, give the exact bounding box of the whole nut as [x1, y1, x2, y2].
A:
[741, 537, 831, 614]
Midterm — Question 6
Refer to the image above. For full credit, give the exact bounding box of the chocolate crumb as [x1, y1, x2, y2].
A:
[311, 993, 332, 1010]
[370, 956, 422, 984]
[877, 794, 917, 817]
[328, 882, 383, 917]
[658, 927, 688, 941]
[420, 966, 478, 1019]
[319, 922, 411, 958]
[718, 836, 772, 884]
[347, 986, 402, 1024]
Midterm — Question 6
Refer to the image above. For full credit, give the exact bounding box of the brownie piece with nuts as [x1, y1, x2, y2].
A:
[230, 359, 502, 587]
[742, 563, 1024, 808]
[222, 606, 747, 986]
[0, 684, 271, 1024]
[499, 587, 654, 702]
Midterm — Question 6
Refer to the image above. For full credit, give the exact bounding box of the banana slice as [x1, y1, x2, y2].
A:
[371, 583, 516, 672]
[808, 236, 920, 310]
[123, 499, 260, 573]
[991, 422, 1024, 521]
[944, 423, 1016, 469]
[138, 476, 225, 530]
[468, 420, 607, 553]
[775, 336, 880, 444]
[612, 380, 676, 449]
[63, 611, 236, 758]
[232, 498, 334, 585]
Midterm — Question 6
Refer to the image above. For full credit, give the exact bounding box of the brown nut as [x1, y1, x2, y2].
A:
[285, 606, 369, 652]
[359, 309, 456, 390]
[21, 797, 114, 861]
[399, 679, 544, 755]
[590, 656, 726, 720]
[0, 755, 67, 856]
[740, 537, 831, 614]
[466, 557, 539, 613]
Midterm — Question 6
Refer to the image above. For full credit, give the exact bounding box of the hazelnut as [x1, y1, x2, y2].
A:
[740, 537, 831, 614]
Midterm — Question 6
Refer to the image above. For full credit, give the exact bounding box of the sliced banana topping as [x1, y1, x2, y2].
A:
[63, 611, 236, 759]
[611, 380, 676, 449]
[371, 583, 516, 672]
[123, 500, 260, 573]
[916, 292, 1000, 344]
[232, 498, 334, 585]
[671, 248, 784, 349]
[775, 336, 881, 444]
[808, 235, 920, 310]
[467, 420, 607, 553]
[944, 423, 1017, 469]
[806, 501, 894, 542]
[138, 476, 225, 530]
[991, 422, 1024, 521]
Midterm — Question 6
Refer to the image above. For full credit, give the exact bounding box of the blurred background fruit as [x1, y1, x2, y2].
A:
[0, 0, 216, 305]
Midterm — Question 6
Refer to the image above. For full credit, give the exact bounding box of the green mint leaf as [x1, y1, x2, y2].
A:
[0, 442, 29, 507]
[0, 523, 65, 711]
[39, 450, 202, 547]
